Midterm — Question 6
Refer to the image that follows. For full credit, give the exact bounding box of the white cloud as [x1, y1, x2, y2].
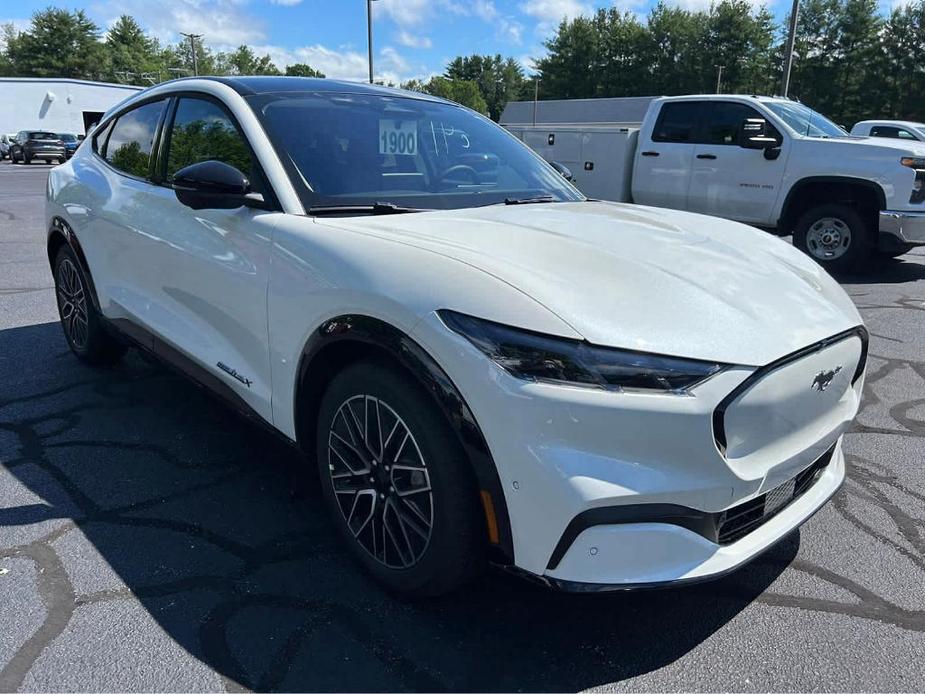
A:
[397, 29, 432, 49]
[253, 43, 420, 85]
[89, 0, 266, 46]
[519, 0, 592, 23]
[375, 0, 432, 26]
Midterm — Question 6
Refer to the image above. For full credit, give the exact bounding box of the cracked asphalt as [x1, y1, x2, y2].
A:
[1, 159, 924, 692]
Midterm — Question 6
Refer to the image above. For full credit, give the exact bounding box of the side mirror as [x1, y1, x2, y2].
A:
[738, 117, 782, 159]
[549, 161, 574, 182]
[173, 160, 255, 210]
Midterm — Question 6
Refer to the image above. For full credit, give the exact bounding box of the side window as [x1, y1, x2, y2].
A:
[704, 102, 779, 145]
[652, 102, 705, 143]
[164, 97, 255, 183]
[92, 120, 115, 156]
[870, 126, 901, 139]
[104, 100, 167, 178]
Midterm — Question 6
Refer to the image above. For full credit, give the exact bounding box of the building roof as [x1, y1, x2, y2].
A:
[500, 96, 657, 125]
[0, 77, 143, 90]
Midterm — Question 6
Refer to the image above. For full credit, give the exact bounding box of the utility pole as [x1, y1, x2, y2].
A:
[715, 65, 724, 94]
[781, 0, 800, 97]
[367, 0, 377, 84]
[533, 77, 539, 126]
[181, 33, 203, 76]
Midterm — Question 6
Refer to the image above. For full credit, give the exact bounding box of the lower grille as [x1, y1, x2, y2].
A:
[717, 445, 834, 545]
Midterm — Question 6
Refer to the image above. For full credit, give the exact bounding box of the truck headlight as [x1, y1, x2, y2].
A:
[439, 310, 727, 394]
[901, 157, 925, 203]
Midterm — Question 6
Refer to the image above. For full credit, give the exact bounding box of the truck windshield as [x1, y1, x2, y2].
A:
[252, 92, 584, 212]
[764, 102, 847, 139]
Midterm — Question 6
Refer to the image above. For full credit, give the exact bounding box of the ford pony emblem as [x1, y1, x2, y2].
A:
[811, 366, 842, 392]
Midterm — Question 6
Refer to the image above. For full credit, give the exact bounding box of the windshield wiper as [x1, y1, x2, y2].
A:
[308, 202, 423, 216]
[502, 195, 557, 205]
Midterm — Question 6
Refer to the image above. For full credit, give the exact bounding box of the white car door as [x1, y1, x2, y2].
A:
[686, 101, 788, 226]
[89, 95, 277, 421]
[631, 101, 703, 210]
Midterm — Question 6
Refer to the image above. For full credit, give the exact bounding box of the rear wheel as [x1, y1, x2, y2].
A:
[23, 154, 31, 165]
[53, 246, 126, 365]
[315, 361, 485, 596]
[793, 203, 873, 273]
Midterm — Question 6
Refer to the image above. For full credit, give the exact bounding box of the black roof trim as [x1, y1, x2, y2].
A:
[166, 75, 449, 103]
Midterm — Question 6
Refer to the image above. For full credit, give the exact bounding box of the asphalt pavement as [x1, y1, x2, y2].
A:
[1, 159, 923, 692]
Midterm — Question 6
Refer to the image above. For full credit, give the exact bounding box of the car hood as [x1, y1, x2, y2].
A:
[318, 201, 862, 365]
[802, 135, 925, 157]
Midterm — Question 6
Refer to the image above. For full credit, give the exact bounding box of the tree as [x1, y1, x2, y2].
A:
[445, 54, 526, 121]
[5, 8, 106, 79]
[106, 15, 164, 84]
[285, 63, 325, 77]
[400, 77, 489, 114]
[225, 45, 281, 76]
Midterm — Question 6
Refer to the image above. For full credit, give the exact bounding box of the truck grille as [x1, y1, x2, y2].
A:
[717, 445, 834, 545]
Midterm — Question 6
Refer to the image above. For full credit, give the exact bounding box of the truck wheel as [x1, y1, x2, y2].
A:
[315, 360, 485, 597]
[793, 203, 872, 273]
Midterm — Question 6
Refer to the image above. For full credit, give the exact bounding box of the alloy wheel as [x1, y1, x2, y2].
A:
[806, 216, 852, 260]
[327, 394, 434, 569]
[56, 258, 89, 350]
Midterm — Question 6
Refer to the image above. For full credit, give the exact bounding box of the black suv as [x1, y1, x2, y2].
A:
[10, 131, 67, 165]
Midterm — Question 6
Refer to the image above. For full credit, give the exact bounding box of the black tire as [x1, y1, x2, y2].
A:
[53, 245, 126, 365]
[315, 360, 485, 597]
[793, 203, 873, 273]
[24, 154, 31, 165]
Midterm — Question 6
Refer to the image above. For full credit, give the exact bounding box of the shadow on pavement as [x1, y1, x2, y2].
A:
[0, 321, 793, 691]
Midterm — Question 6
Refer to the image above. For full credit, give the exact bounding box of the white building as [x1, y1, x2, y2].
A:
[0, 77, 143, 136]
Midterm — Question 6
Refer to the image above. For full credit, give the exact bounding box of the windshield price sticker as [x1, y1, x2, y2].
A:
[379, 119, 417, 155]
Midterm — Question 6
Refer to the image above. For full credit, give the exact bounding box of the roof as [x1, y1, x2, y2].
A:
[186, 76, 448, 103]
[854, 119, 925, 129]
[0, 77, 142, 91]
[501, 96, 657, 125]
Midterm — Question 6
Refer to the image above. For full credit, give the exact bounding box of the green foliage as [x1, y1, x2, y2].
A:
[224, 45, 281, 76]
[400, 77, 489, 115]
[109, 140, 150, 178]
[106, 15, 164, 84]
[166, 120, 252, 179]
[5, 8, 106, 79]
[444, 54, 526, 121]
[286, 63, 325, 77]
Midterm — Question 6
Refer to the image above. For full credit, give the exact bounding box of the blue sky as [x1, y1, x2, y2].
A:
[1, 0, 896, 83]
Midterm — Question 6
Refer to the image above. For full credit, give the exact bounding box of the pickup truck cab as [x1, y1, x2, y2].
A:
[850, 120, 925, 142]
[508, 95, 925, 272]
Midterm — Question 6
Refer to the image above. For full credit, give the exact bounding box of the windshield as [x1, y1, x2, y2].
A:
[28, 132, 58, 141]
[252, 92, 583, 211]
[764, 102, 847, 138]
[58, 133, 77, 142]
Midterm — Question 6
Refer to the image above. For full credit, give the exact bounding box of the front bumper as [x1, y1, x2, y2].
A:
[542, 441, 844, 590]
[880, 209, 925, 244]
[416, 314, 865, 587]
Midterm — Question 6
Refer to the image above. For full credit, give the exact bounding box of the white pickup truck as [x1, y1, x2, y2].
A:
[505, 95, 925, 272]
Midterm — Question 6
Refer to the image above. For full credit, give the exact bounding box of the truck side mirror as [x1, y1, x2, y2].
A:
[549, 161, 574, 182]
[739, 117, 782, 160]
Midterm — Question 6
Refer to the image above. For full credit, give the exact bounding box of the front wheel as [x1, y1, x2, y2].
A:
[315, 361, 485, 596]
[793, 203, 873, 273]
[53, 246, 126, 365]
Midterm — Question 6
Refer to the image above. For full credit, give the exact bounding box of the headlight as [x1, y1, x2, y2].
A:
[902, 158, 925, 204]
[439, 310, 727, 394]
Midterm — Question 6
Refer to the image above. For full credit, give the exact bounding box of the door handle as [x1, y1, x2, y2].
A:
[696, 153, 717, 160]
[641, 151, 660, 157]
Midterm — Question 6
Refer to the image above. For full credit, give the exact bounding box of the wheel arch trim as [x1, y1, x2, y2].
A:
[779, 176, 887, 231]
[47, 216, 101, 312]
[294, 313, 516, 565]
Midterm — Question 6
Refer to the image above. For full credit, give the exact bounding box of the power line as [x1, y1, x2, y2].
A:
[180, 32, 203, 76]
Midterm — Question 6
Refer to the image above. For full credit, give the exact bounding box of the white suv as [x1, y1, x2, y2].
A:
[47, 77, 866, 595]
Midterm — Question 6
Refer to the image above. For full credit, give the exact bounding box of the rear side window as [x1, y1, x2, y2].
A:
[104, 100, 167, 178]
[164, 97, 254, 182]
[870, 126, 917, 140]
[652, 102, 705, 143]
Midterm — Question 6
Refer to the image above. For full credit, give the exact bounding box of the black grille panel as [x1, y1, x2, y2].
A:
[717, 445, 834, 545]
